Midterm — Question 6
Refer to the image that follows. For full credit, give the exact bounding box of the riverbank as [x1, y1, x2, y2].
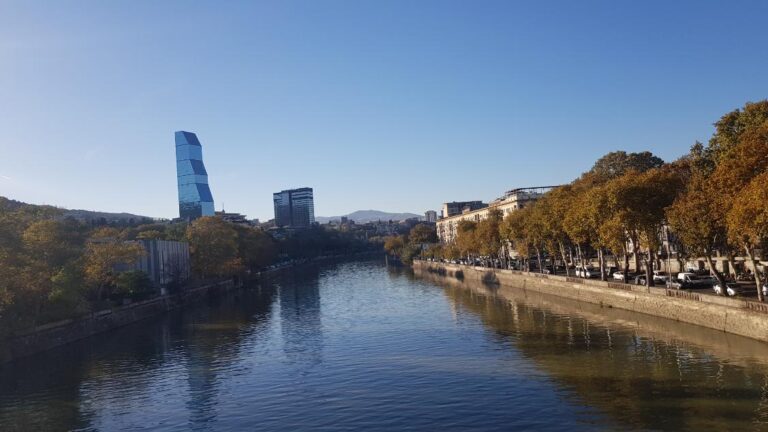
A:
[0, 278, 238, 364]
[412, 260, 768, 343]
[0, 251, 384, 364]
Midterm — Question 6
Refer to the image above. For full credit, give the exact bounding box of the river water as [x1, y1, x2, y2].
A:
[2, 259, 768, 431]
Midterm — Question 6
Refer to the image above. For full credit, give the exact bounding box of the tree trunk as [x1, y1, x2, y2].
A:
[623, 249, 630, 283]
[645, 249, 655, 287]
[576, 244, 584, 277]
[744, 246, 764, 302]
[726, 251, 739, 278]
[598, 248, 606, 281]
[632, 236, 641, 274]
[704, 254, 727, 293]
[535, 247, 543, 274]
[559, 242, 570, 277]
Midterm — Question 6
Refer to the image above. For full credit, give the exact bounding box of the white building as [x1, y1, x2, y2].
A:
[436, 187, 557, 243]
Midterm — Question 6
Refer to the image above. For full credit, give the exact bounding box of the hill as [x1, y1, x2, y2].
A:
[316, 210, 422, 224]
[0, 196, 155, 224]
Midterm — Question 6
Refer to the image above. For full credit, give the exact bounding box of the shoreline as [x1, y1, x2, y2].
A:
[0, 250, 383, 364]
[412, 260, 768, 344]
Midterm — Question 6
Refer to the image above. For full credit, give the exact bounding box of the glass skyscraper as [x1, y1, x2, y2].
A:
[175, 131, 215, 220]
[273, 187, 315, 228]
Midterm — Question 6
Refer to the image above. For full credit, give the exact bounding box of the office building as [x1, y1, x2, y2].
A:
[273, 187, 315, 228]
[175, 131, 215, 220]
[424, 210, 437, 223]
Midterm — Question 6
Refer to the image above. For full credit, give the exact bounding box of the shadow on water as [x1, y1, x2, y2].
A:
[416, 270, 768, 431]
[0, 280, 279, 431]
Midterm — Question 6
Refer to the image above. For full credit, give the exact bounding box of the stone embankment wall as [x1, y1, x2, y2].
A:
[0, 279, 236, 364]
[413, 260, 768, 343]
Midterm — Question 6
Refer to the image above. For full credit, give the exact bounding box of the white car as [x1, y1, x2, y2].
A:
[652, 271, 670, 283]
[575, 266, 599, 278]
[714, 282, 742, 297]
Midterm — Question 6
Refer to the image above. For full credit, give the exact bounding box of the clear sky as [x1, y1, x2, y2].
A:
[1, 1, 767, 221]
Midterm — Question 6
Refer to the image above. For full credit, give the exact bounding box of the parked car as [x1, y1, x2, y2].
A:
[676, 272, 717, 288]
[575, 265, 599, 278]
[652, 270, 670, 283]
[714, 281, 743, 297]
[612, 271, 636, 281]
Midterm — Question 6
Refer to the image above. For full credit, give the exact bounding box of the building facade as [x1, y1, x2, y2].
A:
[175, 131, 215, 220]
[436, 187, 556, 243]
[424, 210, 437, 223]
[123, 239, 191, 293]
[441, 201, 487, 218]
[273, 187, 315, 228]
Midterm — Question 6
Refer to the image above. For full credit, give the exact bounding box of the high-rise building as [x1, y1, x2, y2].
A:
[175, 131, 215, 220]
[273, 187, 315, 228]
[424, 210, 437, 223]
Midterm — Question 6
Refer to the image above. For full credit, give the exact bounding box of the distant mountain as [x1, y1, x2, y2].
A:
[316, 210, 422, 224]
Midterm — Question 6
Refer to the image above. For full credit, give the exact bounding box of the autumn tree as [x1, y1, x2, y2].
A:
[474, 209, 503, 266]
[186, 217, 242, 278]
[456, 220, 479, 261]
[84, 228, 146, 302]
[408, 223, 438, 246]
[666, 172, 729, 288]
[707, 100, 768, 164]
[727, 172, 768, 301]
[233, 224, 277, 271]
[500, 207, 532, 270]
[535, 186, 574, 276]
[588, 151, 664, 182]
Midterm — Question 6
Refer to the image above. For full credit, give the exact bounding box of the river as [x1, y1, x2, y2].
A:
[2, 259, 768, 431]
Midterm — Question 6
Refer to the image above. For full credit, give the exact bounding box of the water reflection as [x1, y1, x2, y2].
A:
[278, 266, 324, 369]
[418, 270, 768, 430]
[2, 260, 768, 431]
[0, 283, 278, 431]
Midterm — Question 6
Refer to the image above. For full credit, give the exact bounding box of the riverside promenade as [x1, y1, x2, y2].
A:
[413, 259, 768, 343]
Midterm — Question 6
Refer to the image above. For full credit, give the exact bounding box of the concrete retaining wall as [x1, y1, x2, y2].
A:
[413, 260, 768, 343]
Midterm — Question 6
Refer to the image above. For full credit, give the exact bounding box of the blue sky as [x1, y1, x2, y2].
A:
[1, 1, 767, 220]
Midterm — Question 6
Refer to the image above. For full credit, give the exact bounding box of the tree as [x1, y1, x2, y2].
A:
[588, 151, 664, 182]
[233, 225, 277, 271]
[608, 167, 684, 286]
[536, 186, 574, 276]
[708, 100, 768, 164]
[727, 172, 768, 301]
[474, 209, 503, 266]
[667, 172, 729, 288]
[408, 224, 438, 246]
[456, 220, 479, 261]
[186, 217, 241, 278]
[84, 233, 145, 303]
[500, 207, 532, 270]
